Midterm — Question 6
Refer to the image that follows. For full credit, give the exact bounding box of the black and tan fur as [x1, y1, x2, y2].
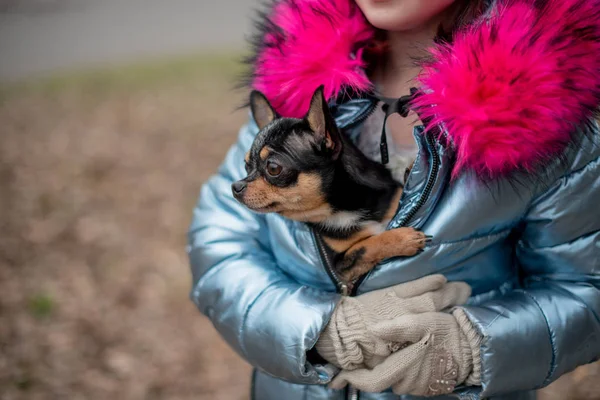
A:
[232, 86, 428, 288]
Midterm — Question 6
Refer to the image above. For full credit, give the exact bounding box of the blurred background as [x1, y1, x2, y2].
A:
[0, 1, 597, 399]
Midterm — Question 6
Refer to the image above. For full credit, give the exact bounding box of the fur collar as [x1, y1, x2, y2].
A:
[247, 0, 600, 179]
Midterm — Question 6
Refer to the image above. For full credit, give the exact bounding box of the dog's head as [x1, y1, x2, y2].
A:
[232, 86, 342, 222]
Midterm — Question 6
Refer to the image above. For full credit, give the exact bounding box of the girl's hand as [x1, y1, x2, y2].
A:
[315, 275, 471, 370]
[328, 308, 482, 397]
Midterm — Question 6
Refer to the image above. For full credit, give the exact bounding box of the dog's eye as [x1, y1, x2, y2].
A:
[266, 162, 283, 177]
[245, 162, 251, 174]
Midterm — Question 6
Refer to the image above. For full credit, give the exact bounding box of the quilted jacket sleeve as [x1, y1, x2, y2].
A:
[188, 118, 339, 384]
[461, 138, 600, 398]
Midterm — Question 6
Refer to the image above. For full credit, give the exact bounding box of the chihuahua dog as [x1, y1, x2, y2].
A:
[232, 86, 428, 289]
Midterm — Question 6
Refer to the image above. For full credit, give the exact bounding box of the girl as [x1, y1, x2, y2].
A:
[188, 0, 600, 399]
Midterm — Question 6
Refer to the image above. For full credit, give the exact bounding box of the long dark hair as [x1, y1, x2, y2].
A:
[441, 0, 489, 40]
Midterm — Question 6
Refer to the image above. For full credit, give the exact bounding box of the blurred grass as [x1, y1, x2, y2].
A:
[0, 52, 245, 100]
[28, 294, 55, 319]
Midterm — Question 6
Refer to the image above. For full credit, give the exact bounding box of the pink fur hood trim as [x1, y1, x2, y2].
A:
[250, 0, 373, 118]
[250, 0, 600, 178]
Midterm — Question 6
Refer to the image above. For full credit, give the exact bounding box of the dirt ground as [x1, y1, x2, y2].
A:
[0, 54, 598, 400]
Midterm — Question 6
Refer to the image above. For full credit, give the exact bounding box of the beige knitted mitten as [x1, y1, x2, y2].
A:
[329, 308, 482, 397]
[315, 275, 471, 370]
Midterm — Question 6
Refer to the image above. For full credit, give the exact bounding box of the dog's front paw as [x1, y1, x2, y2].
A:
[392, 227, 430, 256]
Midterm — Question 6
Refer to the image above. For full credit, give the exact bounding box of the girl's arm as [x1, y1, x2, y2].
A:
[188, 118, 339, 384]
[461, 136, 600, 397]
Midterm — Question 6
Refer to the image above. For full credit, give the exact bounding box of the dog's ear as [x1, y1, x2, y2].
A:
[250, 90, 278, 130]
[306, 85, 341, 159]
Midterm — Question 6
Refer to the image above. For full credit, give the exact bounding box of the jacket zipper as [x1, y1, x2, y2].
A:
[347, 386, 359, 400]
[350, 130, 440, 295]
[349, 98, 378, 128]
[311, 131, 440, 400]
[393, 131, 440, 227]
[312, 231, 349, 296]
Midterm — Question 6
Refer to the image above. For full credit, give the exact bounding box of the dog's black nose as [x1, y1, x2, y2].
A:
[232, 180, 247, 195]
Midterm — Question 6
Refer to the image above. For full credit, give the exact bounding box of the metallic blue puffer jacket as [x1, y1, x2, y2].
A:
[190, 111, 600, 399]
[188, 0, 600, 399]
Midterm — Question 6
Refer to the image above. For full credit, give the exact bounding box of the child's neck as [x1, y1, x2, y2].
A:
[374, 18, 442, 98]
[370, 19, 443, 149]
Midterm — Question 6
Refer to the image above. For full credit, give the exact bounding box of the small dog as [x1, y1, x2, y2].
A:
[232, 86, 428, 289]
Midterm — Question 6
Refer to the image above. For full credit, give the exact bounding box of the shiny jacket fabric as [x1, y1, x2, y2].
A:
[189, 107, 600, 400]
[189, 0, 600, 399]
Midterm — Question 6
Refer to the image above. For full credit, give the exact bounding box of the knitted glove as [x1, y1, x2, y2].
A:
[329, 308, 482, 397]
[315, 275, 471, 370]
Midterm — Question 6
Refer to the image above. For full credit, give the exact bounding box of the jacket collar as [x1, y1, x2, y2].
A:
[247, 0, 600, 179]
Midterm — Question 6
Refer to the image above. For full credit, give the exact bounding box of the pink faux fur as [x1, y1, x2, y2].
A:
[252, 0, 374, 118]
[250, 0, 600, 178]
[413, 0, 600, 178]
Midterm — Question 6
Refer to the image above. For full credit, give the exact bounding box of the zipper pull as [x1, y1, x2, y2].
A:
[380, 103, 390, 165]
[339, 283, 349, 296]
[380, 131, 389, 165]
[379, 93, 414, 165]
